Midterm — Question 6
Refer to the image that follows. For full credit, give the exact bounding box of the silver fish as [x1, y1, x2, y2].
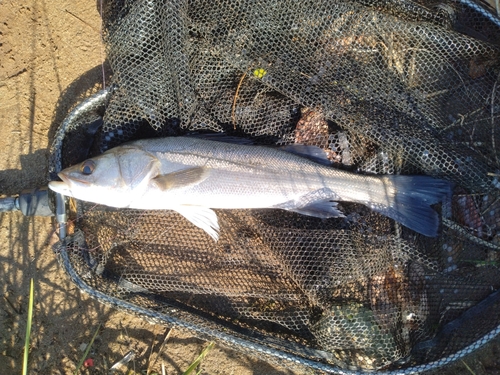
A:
[48, 136, 451, 240]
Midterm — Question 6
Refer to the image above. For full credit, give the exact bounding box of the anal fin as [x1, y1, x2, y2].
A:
[289, 200, 344, 218]
[273, 188, 343, 219]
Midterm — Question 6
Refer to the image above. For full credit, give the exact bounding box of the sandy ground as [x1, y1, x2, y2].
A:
[1, 1, 500, 374]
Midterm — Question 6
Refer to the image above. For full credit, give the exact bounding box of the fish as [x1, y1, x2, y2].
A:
[48, 136, 452, 241]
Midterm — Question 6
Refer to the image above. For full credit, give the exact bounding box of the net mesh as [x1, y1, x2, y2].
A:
[49, 0, 500, 372]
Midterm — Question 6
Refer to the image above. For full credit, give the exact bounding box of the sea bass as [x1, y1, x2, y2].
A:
[48, 136, 452, 240]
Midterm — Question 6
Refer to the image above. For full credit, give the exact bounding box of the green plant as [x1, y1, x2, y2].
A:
[74, 323, 102, 374]
[22, 278, 34, 375]
[181, 342, 215, 375]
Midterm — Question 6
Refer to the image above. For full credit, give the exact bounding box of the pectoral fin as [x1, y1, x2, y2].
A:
[174, 205, 220, 241]
[152, 167, 209, 190]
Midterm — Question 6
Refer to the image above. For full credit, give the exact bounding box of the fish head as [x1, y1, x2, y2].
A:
[48, 146, 161, 208]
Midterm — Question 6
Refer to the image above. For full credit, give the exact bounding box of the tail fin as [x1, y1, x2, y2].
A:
[370, 175, 452, 237]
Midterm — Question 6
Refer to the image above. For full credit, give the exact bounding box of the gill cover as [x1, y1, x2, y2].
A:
[50, 146, 162, 208]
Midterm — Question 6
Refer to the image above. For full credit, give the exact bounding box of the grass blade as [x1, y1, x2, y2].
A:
[74, 323, 102, 375]
[181, 342, 215, 375]
[461, 360, 476, 375]
[148, 327, 172, 373]
[22, 278, 35, 375]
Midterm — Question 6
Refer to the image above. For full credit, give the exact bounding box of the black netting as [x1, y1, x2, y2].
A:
[49, 0, 500, 372]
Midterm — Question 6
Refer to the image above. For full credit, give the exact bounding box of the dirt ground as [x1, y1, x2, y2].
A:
[1, 1, 500, 374]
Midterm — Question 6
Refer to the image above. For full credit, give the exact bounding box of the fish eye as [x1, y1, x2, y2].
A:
[80, 160, 96, 175]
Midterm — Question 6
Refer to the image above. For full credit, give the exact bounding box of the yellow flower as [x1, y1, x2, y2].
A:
[253, 68, 267, 79]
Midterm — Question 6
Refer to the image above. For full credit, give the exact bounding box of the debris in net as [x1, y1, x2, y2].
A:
[232, 70, 249, 130]
[469, 57, 497, 79]
[453, 192, 484, 237]
[311, 303, 402, 370]
[294, 108, 340, 162]
[481, 191, 500, 236]
[443, 218, 500, 251]
[412, 289, 500, 359]
[369, 263, 428, 356]
[359, 150, 396, 175]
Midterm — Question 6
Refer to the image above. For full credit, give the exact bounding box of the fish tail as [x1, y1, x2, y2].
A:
[369, 175, 452, 237]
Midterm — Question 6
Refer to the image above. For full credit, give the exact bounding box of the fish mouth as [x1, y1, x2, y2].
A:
[58, 172, 91, 186]
[48, 180, 72, 195]
[48, 172, 90, 196]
